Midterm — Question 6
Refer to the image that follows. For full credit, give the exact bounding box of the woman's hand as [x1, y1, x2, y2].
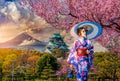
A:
[86, 50, 90, 54]
[69, 64, 74, 69]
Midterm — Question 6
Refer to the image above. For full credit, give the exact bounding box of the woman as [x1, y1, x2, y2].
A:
[67, 27, 94, 81]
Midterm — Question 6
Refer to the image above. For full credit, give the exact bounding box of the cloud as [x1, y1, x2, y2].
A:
[0, 2, 51, 42]
[0, 23, 23, 43]
[0, 2, 20, 23]
[0, 2, 49, 28]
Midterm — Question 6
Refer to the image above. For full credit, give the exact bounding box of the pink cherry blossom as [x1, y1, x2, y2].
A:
[95, 28, 120, 53]
[17, 0, 120, 32]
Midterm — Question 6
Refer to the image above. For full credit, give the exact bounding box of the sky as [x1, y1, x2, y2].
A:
[0, 0, 50, 43]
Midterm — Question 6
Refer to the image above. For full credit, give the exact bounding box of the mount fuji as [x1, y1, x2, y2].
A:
[0, 32, 48, 51]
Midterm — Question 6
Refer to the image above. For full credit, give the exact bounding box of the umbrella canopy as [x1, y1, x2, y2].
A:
[70, 21, 103, 40]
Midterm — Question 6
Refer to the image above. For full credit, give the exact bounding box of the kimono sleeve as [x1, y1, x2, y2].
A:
[87, 40, 94, 68]
[67, 40, 77, 64]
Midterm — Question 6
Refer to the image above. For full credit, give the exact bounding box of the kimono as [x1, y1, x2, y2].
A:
[67, 38, 94, 81]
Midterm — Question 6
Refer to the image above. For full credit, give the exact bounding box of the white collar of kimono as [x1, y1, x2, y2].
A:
[78, 37, 85, 43]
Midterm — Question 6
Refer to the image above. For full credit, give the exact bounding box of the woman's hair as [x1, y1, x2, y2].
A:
[77, 27, 87, 35]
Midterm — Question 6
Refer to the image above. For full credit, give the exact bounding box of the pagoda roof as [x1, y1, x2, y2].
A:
[51, 33, 63, 38]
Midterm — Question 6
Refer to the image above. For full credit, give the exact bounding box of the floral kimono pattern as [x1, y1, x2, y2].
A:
[67, 38, 94, 81]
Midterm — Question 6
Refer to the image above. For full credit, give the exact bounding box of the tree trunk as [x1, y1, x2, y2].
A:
[113, 69, 117, 81]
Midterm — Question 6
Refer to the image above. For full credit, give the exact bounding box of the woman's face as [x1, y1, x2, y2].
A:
[79, 29, 86, 38]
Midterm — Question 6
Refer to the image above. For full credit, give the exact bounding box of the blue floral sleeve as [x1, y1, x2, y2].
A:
[87, 40, 94, 68]
[67, 40, 77, 64]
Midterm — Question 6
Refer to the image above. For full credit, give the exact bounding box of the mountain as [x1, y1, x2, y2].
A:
[0, 32, 48, 51]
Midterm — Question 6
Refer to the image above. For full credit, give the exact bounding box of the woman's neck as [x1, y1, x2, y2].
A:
[79, 36, 84, 40]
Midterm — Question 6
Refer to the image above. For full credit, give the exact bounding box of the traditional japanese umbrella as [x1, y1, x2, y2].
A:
[71, 21, 103, 40]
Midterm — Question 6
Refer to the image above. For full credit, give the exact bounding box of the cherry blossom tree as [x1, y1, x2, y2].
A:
[16, 0, 120, 32]
[95, 28, 120, 53]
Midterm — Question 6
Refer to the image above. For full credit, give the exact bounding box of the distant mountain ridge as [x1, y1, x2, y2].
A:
[0, 32, 47, 51]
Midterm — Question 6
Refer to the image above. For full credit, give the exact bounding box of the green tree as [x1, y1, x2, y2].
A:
[0, 48, 46, 79]
[2, 54, 17, 74]
[14, 66, 26, 80]
[52, 48, 66, 58]
[94, 52, 120, 81]
[36, 53, 58, 77]
[40, 64, 56, 80]
[0, 63, 2, 81]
